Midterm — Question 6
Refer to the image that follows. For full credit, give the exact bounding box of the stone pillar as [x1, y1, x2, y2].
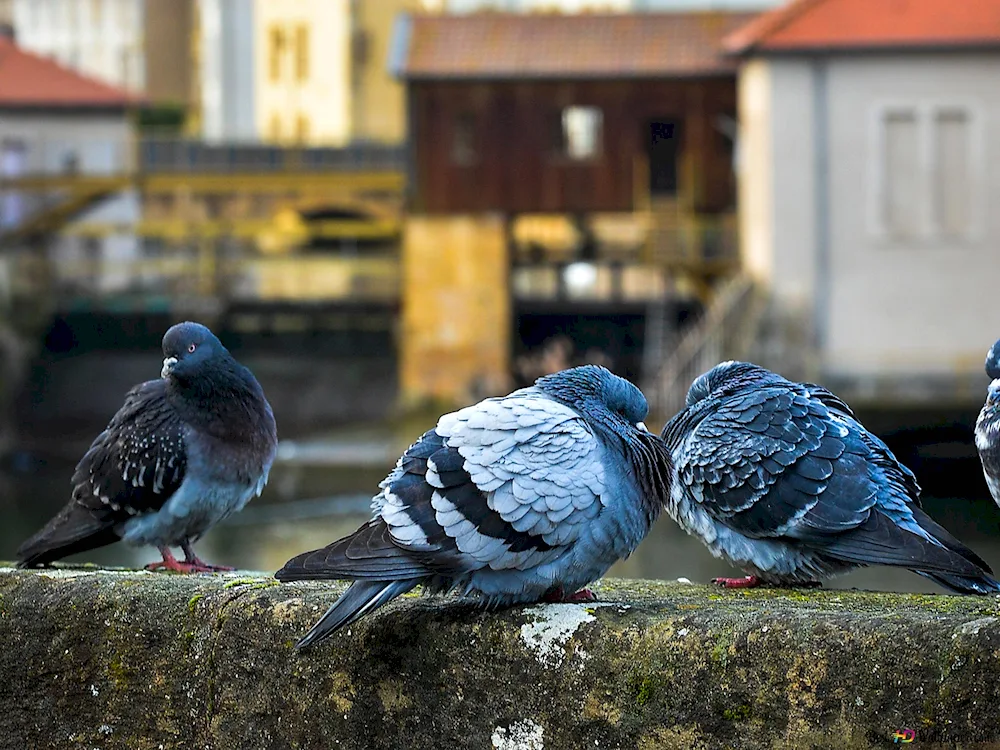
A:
[401, 214, 510, 406]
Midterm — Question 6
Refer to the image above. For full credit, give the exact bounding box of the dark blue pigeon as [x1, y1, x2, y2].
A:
[660, 360, 999, 594]
[17, 322, 277, 573]
[276, 365, 672, 649]
[976, 339, 1000, 508]
[986, 339, 1000, 381]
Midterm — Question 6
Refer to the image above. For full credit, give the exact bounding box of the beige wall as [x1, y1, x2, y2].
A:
[255, 0, 352, 145]
[736, 59, 774, 289]
[744, 52, 1000, 380]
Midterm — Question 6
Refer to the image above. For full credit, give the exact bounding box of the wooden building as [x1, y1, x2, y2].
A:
[389, 11, 755, 404]
[393, 12, 752, 215]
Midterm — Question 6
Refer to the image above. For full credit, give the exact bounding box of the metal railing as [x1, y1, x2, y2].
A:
[644, 273, 763, 420]
[138, 139, 406, 173]
[511, 260, 670, 303]
[0, 138, 406, 181]
[7, 243, 400, 312]
[646, 211, 740, 272]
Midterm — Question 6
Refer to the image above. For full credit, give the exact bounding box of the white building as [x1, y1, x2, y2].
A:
[437, 0, 780, 11]
[10, 0, 145, 91]
[728, 0, 1000, 399]
[0, 36, 139, 293]
[196, 0, 256, 141]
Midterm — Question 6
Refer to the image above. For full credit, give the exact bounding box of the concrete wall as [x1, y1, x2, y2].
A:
[401, 215, 511, 405]
[742, 52, 1000, 388]
[5, 568, 1000, 748]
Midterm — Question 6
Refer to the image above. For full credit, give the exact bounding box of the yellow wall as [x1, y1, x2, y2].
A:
[353, 0, 416, 143]
[401, 216, 511, 405]
[255, 0, 352, 145]
[254, 0, 415, 145]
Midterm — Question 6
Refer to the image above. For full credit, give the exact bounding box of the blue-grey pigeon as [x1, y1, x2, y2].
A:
[276, 365, 672, 649]
[17, 321, 277, 573]
[660, 360, 999, 594]
[976, 339, 1000, 507]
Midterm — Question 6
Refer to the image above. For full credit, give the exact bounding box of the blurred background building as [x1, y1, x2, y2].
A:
[2, 0, 1000, 586]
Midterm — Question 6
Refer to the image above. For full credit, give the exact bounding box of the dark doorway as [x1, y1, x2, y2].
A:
[647, 120, 680, 195]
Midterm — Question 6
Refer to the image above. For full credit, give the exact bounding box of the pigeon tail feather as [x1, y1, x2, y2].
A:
[16, 503, 119, 568]
[914, 570, 1000, 595]
[819, 509, 993, 582]
[294, 579, 418, 650]
[275, 518, 432, 581]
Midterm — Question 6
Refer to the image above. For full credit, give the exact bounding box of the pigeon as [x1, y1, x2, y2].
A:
[275, 365, 672, 649]
[17, 321, 277, 572]
[660, 360, 999, 594]
[986, 338, 1000, 381]
[976, 339, 1000, 508]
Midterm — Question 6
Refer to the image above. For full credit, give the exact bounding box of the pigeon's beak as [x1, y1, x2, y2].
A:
[636, 421, 648, 432]
[161, 357, 177, 379]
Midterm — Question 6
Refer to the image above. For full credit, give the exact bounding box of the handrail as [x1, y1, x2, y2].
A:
[645, 274, 762, 420]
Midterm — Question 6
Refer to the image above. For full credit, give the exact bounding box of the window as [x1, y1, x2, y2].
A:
[269, 26, 285, 81]
[295, 25, 309, 82]
[269, 113, 282, 142]
[451, 113, 477, 165]
[295, 114, 310, 144]
[882, 109, 919, 239]
[558, 106, 602, 160]
[873, 103, 981, 241]
[935, 109, 971, 237]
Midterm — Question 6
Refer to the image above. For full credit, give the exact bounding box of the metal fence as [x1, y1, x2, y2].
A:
[138, 140, 407, 173]
[6, 241, 400, 312]
[644, 273, 763, 419]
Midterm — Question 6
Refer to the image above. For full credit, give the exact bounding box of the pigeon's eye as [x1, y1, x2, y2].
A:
[187, 343, 197, 354]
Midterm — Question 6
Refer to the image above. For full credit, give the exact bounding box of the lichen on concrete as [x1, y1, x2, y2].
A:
[2, 566, 1000, 749]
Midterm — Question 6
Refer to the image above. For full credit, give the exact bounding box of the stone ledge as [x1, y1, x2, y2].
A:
[3, 566, 1000, 749]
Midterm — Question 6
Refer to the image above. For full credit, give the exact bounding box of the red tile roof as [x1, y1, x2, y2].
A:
[398, 12, 758, 79]
[0, 37, 135, 107]
[725, 0, 1000, 54]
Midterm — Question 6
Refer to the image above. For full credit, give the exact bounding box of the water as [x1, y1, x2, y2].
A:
[5, 429, 1000, 595]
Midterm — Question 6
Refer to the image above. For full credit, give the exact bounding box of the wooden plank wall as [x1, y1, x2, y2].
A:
[409, 78, 736, 215]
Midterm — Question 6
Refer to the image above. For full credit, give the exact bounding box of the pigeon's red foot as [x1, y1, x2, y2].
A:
[144, 547, 233, 574]
[181, 542, 235, 572]
[711, 575, 761, 589]
[543, 587, 598, 603]
[182, 556, 234, 573]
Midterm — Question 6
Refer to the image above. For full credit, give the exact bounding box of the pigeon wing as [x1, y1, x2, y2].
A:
[74, 378, 188, 518]
[375, 392, 606, 574]
[672, 383, 875, 540]
[17, 379, 187, 566]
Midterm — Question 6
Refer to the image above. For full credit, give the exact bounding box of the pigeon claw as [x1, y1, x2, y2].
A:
[181, 542, 235, 572]
[711, 575, 761, 589]
[543, 587, 598, 603]
[144, 547, 233, 574]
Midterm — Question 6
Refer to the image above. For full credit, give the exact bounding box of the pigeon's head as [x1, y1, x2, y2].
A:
[985, 380, 1000, 412]
[986, 339, 1000, 380]
[160, 322, 228, 381]
[536, 365, 649, 435]
[685, 360, 781, 407]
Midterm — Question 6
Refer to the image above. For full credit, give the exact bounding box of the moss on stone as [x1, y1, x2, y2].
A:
[2, 566, 1000, 749]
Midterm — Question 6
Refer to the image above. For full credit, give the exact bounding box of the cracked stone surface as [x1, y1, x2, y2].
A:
[3, 566, 1000, 749]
